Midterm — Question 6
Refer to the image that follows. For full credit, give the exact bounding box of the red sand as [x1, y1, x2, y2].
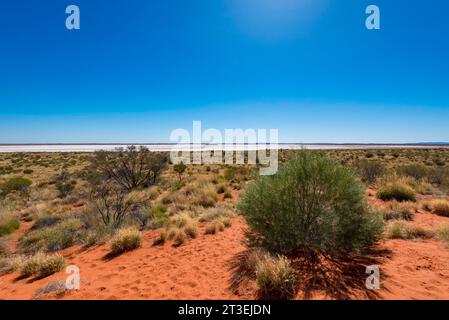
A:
[1, 213, 449, 300]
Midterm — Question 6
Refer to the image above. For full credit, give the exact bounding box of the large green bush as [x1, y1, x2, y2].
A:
[238, 150, 382, 256]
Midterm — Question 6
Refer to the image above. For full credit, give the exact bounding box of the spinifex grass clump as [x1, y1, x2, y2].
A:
[238, 150, 382, 256]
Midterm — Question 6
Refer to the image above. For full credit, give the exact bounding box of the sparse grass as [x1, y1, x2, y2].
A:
[0, 255, 27, 274]
[384, 221, 434, 240]
[0, 238, 10, 257]
[110, 227, 143, 254]
[20, 252, 65, 278]
[430, 199, 449, 217]
[34, 280, 67, 298]
[153, 229, 168, 246]
[167, 228, 188, 246]
[183, 221, 199, 239]
[436, 224, 449, 246]
[382, 201, 417, 221]
[205, 221, 225, 235]
[377, 179, 417, 202]
[256, 254, 297, 300]
[21, 218, 84, 253]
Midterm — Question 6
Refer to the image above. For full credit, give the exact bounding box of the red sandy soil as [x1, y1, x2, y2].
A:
[1, 210, 449, 300]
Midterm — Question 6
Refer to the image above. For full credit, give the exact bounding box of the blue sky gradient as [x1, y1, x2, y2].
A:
[1, 0, 448, 143]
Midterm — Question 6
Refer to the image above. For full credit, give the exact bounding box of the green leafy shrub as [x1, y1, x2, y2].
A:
[238, 150, 382, 256]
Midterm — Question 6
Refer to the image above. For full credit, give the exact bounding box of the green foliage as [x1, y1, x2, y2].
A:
[173, 161, 187, 180]
[0, 177, 32, 196]
[89, 146, 167, 191]
[239, 150, 382, 256]
[21, 218, 84, 252]
[0, 219, 20, 237]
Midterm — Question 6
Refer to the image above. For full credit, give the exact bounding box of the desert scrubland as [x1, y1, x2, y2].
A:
[1, 147, 449, 300]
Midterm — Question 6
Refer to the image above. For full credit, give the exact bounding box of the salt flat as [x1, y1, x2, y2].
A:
[0, 144, 448, 153]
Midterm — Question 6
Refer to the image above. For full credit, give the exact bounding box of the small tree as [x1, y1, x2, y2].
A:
[173, 161, 187, 181]
[55, 171, 76, 198]
[353, 159, 385, 184]
[238, 150, 382, 257]
[89, 180, 137, 228]
[89, 146, 167, 191]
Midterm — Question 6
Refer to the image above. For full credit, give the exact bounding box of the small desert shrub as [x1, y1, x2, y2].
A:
[89, 146, 167, 191]
[23, 169, 34, 175]
[216, 216, 232, 228]
[384, 221, 433, 240]
[167, 228, 187, 246]
[430, 199, 449, 217]
[353, 160, 385, 184]
[110, 227, 143, 254]
[436, 224, 449, 246]
[0, 238, 11, 257]
[377, 180, 416, 202]
[183, 222, 199, 239]
[223, 191, 233, 199]
[22, 218, 84, 252]
[223, 168, 237, 181]
[31, 216, 62, 230]
[382, 201, 416, 221]
[256, 254, 297, 300]
[171, 212, 195, 228]
[239, 150, 382, 255]
[34, 280, 67, 298]
[0, 255, 27, 274]
[153, 229, 168, 245]
[20, 253, 65, 278]
[89, 180, 137, 228]
[205, 221, 225, 235]
[397, 164, 428, 181]
[216, 185, 226, 194]
[0, 177, 32, 196]
[146, 204, 169, 229]
[0, 219, 20, 237]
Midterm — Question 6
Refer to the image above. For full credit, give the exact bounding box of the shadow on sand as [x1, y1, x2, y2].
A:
[229, 247, 392, 300]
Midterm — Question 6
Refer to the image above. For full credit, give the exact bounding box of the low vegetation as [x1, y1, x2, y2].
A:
[239, 150, 382, 256]
[20, 252, 65, 278]
[255, 253, 298, 300]
[377, 178, 417, 202]
[384, 221, 433, 240]
[110, 227, 143, 254]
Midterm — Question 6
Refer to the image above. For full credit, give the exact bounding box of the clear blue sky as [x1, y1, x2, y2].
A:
[1, 0, 448, 143]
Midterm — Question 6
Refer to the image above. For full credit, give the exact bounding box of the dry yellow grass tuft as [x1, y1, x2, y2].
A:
[430, 199, 449, 217]
[110, 227, 143, 254]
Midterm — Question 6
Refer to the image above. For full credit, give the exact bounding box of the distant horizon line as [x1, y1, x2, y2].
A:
[1, 142, 448, 146]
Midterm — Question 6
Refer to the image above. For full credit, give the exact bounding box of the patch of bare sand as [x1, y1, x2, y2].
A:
[2, 213, 449, 300]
